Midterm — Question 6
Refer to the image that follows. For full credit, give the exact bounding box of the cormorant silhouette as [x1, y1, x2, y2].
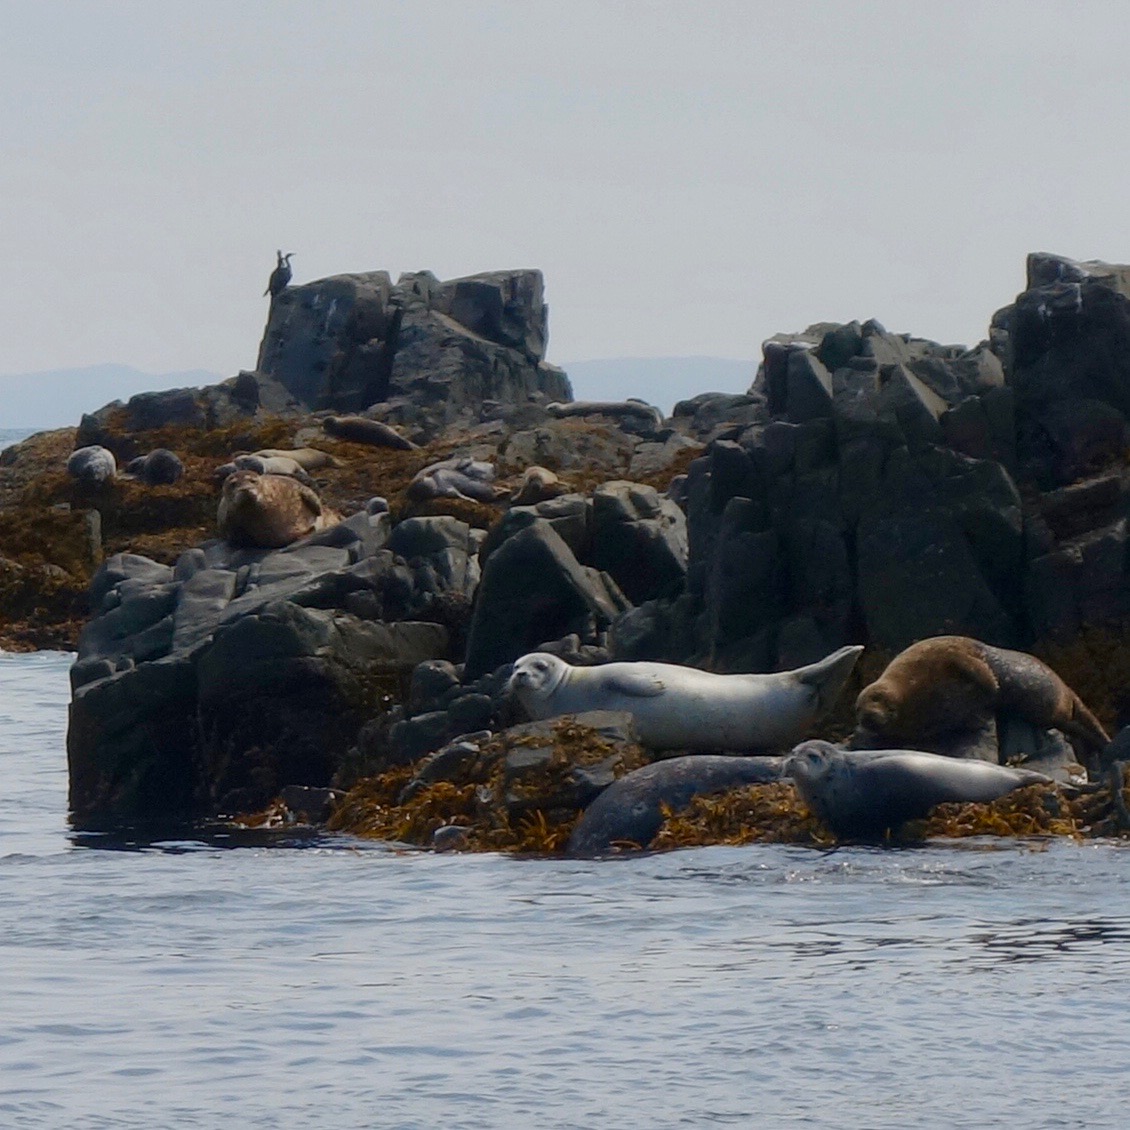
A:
[264, 251, 294, 297]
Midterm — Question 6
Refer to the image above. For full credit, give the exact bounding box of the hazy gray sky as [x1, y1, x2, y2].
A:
[3, 1, 1130, 379]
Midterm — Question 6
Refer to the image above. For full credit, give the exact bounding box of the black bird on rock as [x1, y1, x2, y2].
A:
[264, 250, 294, 298]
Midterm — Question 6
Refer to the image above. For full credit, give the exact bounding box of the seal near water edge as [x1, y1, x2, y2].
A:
[507, 646, 864, 751]
[66, 445, 117, 487]
[216, 470, 339, 549]
[566, 754, 786, 855]
[854, 635, 1110, 757]
[322, 415, 418, 451]
[786, 739, 1052, 839]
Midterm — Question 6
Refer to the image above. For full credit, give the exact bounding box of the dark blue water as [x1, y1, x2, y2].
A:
[4, 650, 1130, 1128]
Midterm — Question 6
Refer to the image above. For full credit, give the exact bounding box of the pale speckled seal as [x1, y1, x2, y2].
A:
[407, 457, 501, 503]
[787, 739, 1051, 839]
[508, 646, 864, 751]
[217, 470, 339, 548]
[567, 754, 785, 855]
[322, 415, 418, 451]
[854, 635, 1110, 756]
[66, 445, 117, 487]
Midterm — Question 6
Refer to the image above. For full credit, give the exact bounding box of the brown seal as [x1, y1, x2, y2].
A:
[217, 470, 340, 548]
[511, 465, 566, 506]
[322, 415, 417, 451]
[854, 635, 1110, 755]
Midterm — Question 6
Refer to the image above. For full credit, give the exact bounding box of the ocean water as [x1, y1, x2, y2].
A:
[4, 650, 1130, 1128]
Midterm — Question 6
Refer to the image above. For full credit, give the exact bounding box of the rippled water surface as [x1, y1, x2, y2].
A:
[4, 651, 1130, 1128]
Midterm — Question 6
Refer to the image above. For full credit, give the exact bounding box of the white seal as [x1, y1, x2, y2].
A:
[507, 646, 864, 751]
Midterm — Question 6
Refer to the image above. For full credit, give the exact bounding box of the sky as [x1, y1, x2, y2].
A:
[3, 1, 1130, 383]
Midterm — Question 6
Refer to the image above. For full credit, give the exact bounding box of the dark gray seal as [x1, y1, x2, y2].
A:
[322, 415, 417, 451]
[128, 448, 184, 485]
[567, 754, 785, 855]
[787, 739, 1052, 839]
[66, 445, 117, 487]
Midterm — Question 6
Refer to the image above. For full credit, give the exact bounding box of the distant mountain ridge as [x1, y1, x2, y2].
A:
[0, 364, 224, 430]
[560, 356, 754, 414]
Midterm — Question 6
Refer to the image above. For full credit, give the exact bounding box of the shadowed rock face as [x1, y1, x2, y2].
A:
[255, 269, 571, 437]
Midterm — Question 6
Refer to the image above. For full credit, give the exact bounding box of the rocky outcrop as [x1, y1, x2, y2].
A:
[56, 251, 1130, 835]
[255, 269, 572, 439]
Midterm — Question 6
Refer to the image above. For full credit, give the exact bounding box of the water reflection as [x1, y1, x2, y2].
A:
[969, 917, 1130, 966]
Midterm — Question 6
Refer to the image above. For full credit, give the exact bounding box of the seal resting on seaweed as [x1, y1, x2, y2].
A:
[854, 636, 1110, 758]
[217, 470, 339, 549]
[322, 415, 417, 451]
[787, 739, 1052, 839]
[407, 457, 502, 503]
[567, 754, 785, 855]
[66, 445, 117, 487]
[507, 646, 864, 752]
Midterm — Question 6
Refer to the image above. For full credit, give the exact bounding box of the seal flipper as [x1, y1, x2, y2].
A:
[601, 669, 667, 698]
[793, 645, 865, 712]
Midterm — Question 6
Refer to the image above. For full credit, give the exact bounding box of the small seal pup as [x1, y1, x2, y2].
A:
[787, 739, 1052, 839]
[217, 470, 339, 548]
[854, 635, 1110, 757]
[322, 415, 418, 451]
[567, 754, 785, 855]
[508, 646, 864, 751]
[66, 445, 117, 487]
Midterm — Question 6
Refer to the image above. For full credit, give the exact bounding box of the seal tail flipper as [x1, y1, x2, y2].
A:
[1066, 698, 1112, 751]
[795, 645, 866, 713]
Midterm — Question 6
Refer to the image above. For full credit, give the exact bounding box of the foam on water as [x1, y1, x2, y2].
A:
[3, 651, 1130, 1127]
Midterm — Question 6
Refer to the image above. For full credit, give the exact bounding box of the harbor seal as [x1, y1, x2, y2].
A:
[508, 645, 864, 751]
[854, 635, 1110, 757]
[511, 465, 566, 505]
[787, 739, 1051, 839]
[217, 470, 339, 548]
[567, 754, 785, 855]
[252, 447, 338, 471]
[407, 457, 502, 503]
[66, 445, 117, 487]
[128, 448, 184, 485]
[546, 399, 665, 432]
[322, 415, 418, 451]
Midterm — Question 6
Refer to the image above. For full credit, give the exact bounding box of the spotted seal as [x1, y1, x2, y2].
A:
[507, 646, 864, 751]
[854, 636, 1110, 757]
[566, 754, 785, 855]
[217, 470, 339, 548]
[66, 445, 117, 487]
[787, 739, 1052, 839]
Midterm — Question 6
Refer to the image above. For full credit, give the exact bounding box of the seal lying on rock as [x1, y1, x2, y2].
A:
[854, 636, 1110, 758]
[407, 457, 502, 503]
[567, 754, 785, 855]
[217, 470, 339, 548]
[508, 646, 864, 751]
[66, 445, 117, 487]
[511, 465, 567, 505]
[546, 398, 665, 432]
[787, 739, 1052, 839]
[125, 448, 184, 485]
[323, 415, 418, 451]
[253, 447, 338, 471]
